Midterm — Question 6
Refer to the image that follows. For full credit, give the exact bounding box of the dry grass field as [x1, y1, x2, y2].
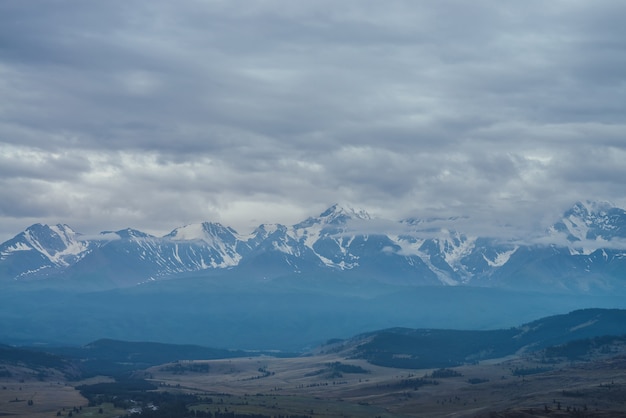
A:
[0, 366, 125, 418]
[0, 363, 84, 417]
[141, 347, 626, 417]
[3, 345, 626, 417]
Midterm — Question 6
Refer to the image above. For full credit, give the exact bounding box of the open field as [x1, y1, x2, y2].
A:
[142, 348, 626, 417]
[0, 363, 83, 417]
[0, 367, 124, 418]
[3, 343, 626, 417]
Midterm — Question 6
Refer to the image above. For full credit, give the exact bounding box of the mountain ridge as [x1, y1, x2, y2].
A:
[2, 201, 626, 293]
[340, 307, 626, 369]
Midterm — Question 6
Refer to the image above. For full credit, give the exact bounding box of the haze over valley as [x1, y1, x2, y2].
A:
[1, 200, 626, 352]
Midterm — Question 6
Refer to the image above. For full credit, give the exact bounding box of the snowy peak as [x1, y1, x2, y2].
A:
[248, 224, 288, 242]
[568, 200, 614, 218]
[25, 223, 77, 244]
[165, 222, 239, 245]
[550, 201, 626, 252]
[0, 223, 93, 280]
[159, 222, 245, 269]
[295, 204, 371, 229]
[319, 203, 371, 223]
[106, 228, 154, 240]
[115, 228, 156, 240]
[2, 200, 626, 292]
[17, 223, 89, 266]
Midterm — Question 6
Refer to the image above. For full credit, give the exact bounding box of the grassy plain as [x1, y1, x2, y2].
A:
[3, 346, 626, 417]
[143, 347, 626, 417]
[0, 367, 124, 418]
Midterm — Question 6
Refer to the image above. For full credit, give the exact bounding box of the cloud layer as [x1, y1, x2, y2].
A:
[1, 0, 625, 240]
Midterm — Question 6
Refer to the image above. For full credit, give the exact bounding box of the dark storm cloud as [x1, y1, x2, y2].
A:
[1, 0, 625, 240]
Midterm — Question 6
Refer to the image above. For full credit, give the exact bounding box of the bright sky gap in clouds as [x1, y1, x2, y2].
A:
[1, 0, 625, 241]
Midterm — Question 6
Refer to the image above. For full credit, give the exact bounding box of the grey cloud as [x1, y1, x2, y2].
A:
[552, 146, 626, 185]
[1, 0, 625, 241]
[0, 179, 72, 219]
[0, 148, 91, 181]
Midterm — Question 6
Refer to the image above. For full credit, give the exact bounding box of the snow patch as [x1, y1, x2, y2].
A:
[168, 223, 210, 242]
[1, 242, 32, 256]
[389, 235, 425, 257]
[441, 234, 476, 267]
[484, 247, 518, 267]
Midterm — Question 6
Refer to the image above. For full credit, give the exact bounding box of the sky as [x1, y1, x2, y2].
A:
[1, 0, 625, 242]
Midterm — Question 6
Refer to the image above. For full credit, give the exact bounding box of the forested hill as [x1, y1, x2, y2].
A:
[330, 308, 626, 368]
[3, 308, 625, 377]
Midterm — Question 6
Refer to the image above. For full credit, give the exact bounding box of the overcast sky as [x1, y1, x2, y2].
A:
[1, 0, 625, 242]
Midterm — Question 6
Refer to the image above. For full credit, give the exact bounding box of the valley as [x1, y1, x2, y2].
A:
[3, 2, 624, 416]
[143, 349, 626, 417]
[2, 202, 626, 416]
[3, 340, 626, 417]
[2, 309, 626, 417]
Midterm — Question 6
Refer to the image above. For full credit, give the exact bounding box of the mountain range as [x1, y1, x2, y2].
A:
[2, 200, 626, 293]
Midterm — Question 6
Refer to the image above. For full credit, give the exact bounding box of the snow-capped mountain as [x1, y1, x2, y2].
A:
[485, 201, 626, 293]
[550, 201, 626, 254]
[1, 201, 626, 292]
[0, 223, 95, 279]
[63, 224, 253, 286]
